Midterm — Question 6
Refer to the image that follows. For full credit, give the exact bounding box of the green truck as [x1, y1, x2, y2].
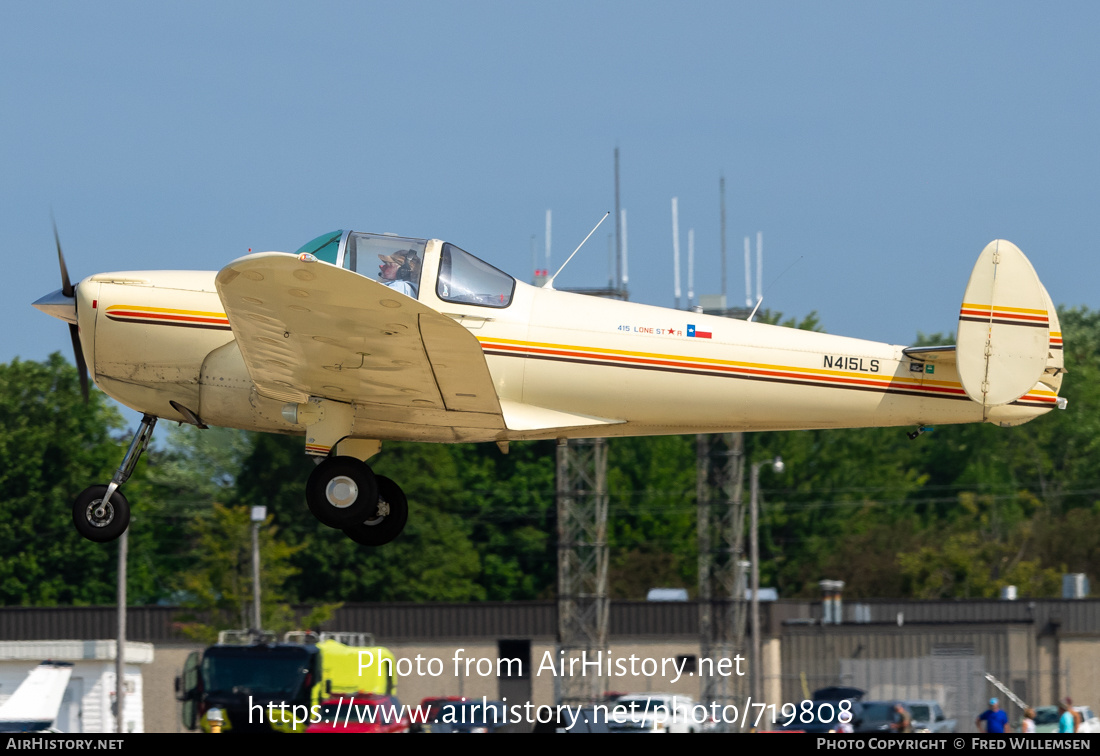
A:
[176, 630, 398, 733]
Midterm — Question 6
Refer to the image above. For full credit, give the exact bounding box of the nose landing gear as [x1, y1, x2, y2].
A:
[72, 414, 157, 543]
[72, 485, 131, 542]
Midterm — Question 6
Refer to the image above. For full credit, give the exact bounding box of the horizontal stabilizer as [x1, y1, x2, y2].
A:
[956, 240, 1050, 411]
[902, 345, 956, 363]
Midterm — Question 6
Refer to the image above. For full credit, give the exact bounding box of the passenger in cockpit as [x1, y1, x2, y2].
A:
[377, 250, 420, 298]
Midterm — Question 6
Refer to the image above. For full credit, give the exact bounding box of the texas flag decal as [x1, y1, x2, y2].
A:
[687, 324, 712, 339]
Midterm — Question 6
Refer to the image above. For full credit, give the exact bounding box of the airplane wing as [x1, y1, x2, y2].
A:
[215, 253, 504, 425]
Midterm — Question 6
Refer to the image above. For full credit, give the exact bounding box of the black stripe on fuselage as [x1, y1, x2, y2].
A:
[481, 348, 970, 402]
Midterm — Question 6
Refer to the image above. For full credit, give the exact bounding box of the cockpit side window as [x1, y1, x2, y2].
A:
[345, 233, 426, 299]
[294, 231, 343, 265]
[436, 244, 515, 308]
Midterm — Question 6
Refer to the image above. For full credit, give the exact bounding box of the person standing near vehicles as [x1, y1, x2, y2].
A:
[977, 698, 1010, 733]
[890, 703, 912, 733]
[1020, 707, 1036, 733]
[1065, 698, 1084, 732]
[1058, 701, 1076, 733]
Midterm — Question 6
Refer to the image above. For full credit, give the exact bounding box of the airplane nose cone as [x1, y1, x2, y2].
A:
[33, 287, 78, 324]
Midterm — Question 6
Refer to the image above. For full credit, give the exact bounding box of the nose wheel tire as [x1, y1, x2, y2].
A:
[342, 475, 408, 546]
[306, 456, 379, 528]
[72, 485, 131, 543]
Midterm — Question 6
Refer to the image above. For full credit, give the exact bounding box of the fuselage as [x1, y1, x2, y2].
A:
[67, 237, 1057, 444]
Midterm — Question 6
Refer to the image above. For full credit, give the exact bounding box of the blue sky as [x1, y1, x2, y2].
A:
[4, 1, 1098, 388]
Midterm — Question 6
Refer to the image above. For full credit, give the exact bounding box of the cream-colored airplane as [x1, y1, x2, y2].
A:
[33, 229, 1066, 546]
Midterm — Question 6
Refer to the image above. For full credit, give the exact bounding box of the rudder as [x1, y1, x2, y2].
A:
[956, 240, 1051, 414]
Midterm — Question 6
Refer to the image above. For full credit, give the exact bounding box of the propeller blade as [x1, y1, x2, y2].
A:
[50, 221, 88, 403]
[53, 219, 74, 298]
[68, 323, 89, 404]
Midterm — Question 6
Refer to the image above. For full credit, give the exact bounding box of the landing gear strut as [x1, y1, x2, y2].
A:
[72, 414, 157, 543]
[304, 455, 408, 546]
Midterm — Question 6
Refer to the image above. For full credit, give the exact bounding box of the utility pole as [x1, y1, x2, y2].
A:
[115, 531, 126, 734]
[750, 456, 784, 704]
[251, 506, 267, 629]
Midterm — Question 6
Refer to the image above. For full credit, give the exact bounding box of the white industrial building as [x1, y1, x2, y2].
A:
[0, 640, 153, 733]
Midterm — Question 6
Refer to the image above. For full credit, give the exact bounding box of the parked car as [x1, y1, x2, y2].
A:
[813, 686, 866, 702]
[412, 696, 464, 734]
[424, 700, 525, 733]
[765, 700, 860, 733]
[854, 701, 910, 733]
[903, 700, 956, 733]
[530, 705, 614, 734]
[1034, 705, 1100, 734]
[606, 693, 709, 733]
[1076, 707, 1100, 733]
[305, 694, 410, 733]
[1034, 706, 1060, 733]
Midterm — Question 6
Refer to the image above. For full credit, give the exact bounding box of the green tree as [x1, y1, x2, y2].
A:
[442, 441, 556, 600]
[231, 435, 486, 602]
[897, 493, 1060, 599]
[607, 435, 698, 598]
[0, 355, 115, 603]
[173, 502, 338, 643]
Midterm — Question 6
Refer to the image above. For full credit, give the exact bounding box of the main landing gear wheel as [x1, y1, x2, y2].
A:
[342, 475, 408, 547]
[72, 485, 131, 543]
[306, 456, 379, 528]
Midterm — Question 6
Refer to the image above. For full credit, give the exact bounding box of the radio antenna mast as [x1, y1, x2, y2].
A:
[621, 208, 629, 292]
[672, 197, 681, 309]
[614, 147, 622, 291]
[756, 232, 764, 305]
[543, 212, 611, 289]
[545, 210, 552, 269]
[744, 236, 752, 307]
[688, 228, 695, 309]
[720, 175, 727, 301]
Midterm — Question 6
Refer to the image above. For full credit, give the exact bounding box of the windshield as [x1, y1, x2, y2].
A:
[1034, 707, 1059, 725]
[437, 243, 514, 308]
[860, 703, 895, 723]
[294, 230, 343, 264]
[292, 230, 426, 299]
[909, 705, 931, 721]
[202, 647, 312, 698]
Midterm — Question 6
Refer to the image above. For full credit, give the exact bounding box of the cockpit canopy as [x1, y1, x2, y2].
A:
[294, 230, 515, 308]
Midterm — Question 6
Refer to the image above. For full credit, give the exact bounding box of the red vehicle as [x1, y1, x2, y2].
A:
[305, 694, 410, 733]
